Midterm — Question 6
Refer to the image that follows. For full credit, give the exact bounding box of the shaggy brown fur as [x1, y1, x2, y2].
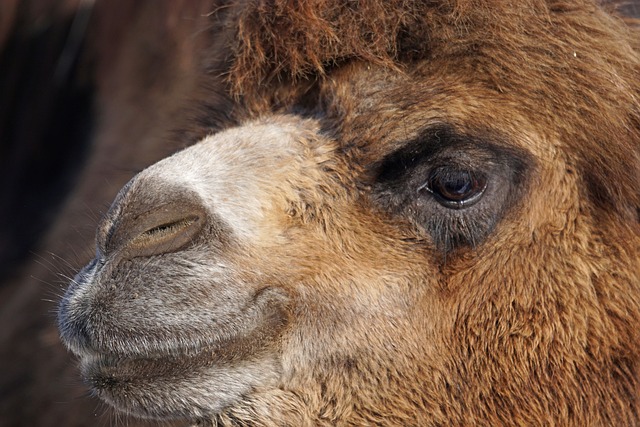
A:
[220, 4, 640, 425]
[228, 0, 640, 216]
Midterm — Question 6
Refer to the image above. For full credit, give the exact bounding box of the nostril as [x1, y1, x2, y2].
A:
[103, 195, 207, 258]
[135, 217, 197, 245]
[128, 214, 203, 257]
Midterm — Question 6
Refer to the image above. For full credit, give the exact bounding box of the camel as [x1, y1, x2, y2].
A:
[4, 0, 640, 425]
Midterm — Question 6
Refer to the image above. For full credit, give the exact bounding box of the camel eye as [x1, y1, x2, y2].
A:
[372, 125, 531, 252]
[419, 168, 487, 209]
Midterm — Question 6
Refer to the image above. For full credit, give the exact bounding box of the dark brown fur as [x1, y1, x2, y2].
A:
[230, 0, 640, 216]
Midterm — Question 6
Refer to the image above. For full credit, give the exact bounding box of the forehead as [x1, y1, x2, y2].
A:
[319, 63, 542, 165]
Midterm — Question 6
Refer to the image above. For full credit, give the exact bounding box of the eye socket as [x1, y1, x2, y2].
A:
[419, 167, 488, 209]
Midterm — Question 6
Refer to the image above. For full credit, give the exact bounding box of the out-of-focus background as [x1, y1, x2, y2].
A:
[1, 1, 639, 426]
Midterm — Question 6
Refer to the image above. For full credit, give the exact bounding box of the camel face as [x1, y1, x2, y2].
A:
[57, 1, 640, 425]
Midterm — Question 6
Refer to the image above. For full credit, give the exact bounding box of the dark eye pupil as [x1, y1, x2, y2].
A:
[421, 168, 487, 208]
[439, 173, 475, 200]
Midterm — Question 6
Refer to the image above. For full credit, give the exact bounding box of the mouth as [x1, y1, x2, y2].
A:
[79, 352, 209, 419]
[74, 312, 287, 420]
[82, 348, 213, 384]
[60, 269, 292, 420]
[79, 333, 264, 384]
[78, 349, 265, 420]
